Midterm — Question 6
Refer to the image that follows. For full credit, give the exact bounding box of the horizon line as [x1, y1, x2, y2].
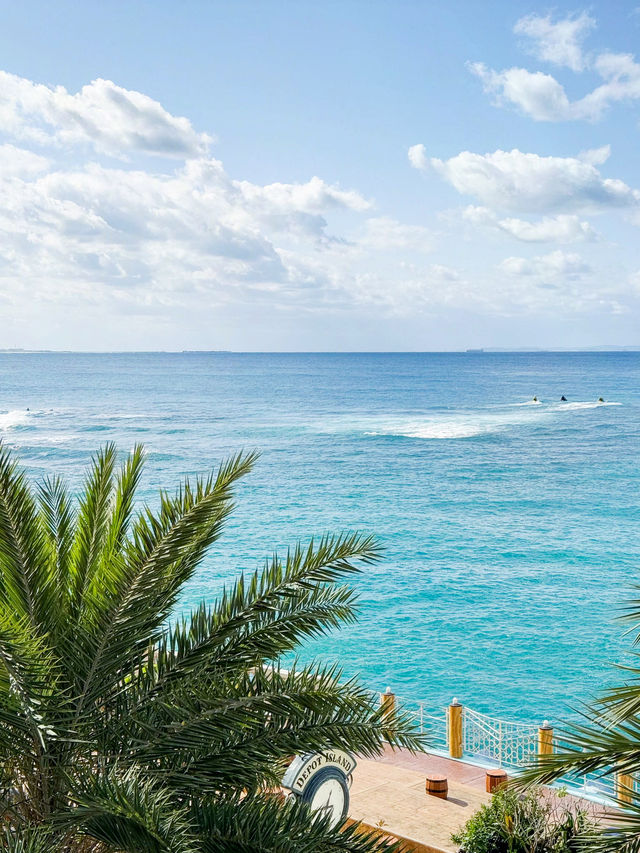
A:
[1, 347, 640, 355]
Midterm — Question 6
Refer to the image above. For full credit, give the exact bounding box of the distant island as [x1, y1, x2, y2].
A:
[0, 348, 65, 353]
[478, 346, 640, 352]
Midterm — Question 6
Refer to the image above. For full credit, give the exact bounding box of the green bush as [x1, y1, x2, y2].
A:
[451, 786, 598, 853]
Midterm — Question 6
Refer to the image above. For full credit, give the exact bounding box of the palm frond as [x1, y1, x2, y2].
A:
[146, 533, 380, 695]
[69, 444, 118, 618]
[210, 532, 382, 650]
[0, 444, 53, 633]
[620, 590, 640, 641]
[124, 662, 422, 795]
[192, 793, 405, 853]
[69, 768, 198, 853]
[0, 608, 62, 748]
[0, 444, 422, 853]
[0, 825, 62, 853]
[71, 451, 257, 720]
[37, 475, 76, 616]
[552, 791, 640, 853]
[102, 444, 146, 562]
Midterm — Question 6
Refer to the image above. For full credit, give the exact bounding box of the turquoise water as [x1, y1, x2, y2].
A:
[1, 351, 639, 724]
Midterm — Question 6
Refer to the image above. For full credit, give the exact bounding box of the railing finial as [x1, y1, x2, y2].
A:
[380, 687, 395, 718]
[538, 721, 554, 756]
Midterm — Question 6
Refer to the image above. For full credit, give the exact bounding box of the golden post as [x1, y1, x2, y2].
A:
[538, 721, 554, 757]
[380, 686, 395, 718]
[448, 699, 463, 759]
[616, 772, 634, 805]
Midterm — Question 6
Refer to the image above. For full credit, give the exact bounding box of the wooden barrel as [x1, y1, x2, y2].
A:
[486, 769, 508, 793]
[425, 775, 448, 799]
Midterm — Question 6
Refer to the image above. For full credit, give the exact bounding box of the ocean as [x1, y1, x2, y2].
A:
[1, 351, 638, 725]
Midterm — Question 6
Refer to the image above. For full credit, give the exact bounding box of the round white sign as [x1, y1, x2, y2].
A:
[281, 750, 356, 828]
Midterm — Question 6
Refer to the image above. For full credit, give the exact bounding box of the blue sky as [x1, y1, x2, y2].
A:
[1, 0, 639, 350]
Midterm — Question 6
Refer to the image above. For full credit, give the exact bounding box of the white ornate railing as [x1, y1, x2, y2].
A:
[381, 689, 619, 804]
[393, 696, 539, 767]
[461, 706, 539, 768]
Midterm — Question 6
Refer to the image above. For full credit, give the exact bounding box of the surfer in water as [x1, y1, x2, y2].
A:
[532, 396, 538, 402]
[598, 397, 604, 403]
[560, 395, 567, 401]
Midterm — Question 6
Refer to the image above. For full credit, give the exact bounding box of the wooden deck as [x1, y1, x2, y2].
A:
[348, 747, 490, 852]
[348, 747, 599, 853]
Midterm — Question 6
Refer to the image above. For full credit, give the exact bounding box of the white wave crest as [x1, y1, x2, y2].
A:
[510, 399, 620, 408]
[0, 409, 31, 430]
[88, 412, 151, 420]
[368, 421, 493, 439]
[323, 397, 623, 441]
[365, 408, 552, 440]
[557, 401, 621, 410]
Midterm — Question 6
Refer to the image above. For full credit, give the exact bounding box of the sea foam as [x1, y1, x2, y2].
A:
[557, 401, 621, 410]
[0, 409, 31, 430]
[360, 399, 620, 440]
[364, 408, 553, 440]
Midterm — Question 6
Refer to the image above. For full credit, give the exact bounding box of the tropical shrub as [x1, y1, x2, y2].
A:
[0, 443, 421, 851]
[452, 786, 597, 853]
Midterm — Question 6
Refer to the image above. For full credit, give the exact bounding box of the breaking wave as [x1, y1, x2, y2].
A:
[358, 399, 622, 440]
[0, 409, 32, 430]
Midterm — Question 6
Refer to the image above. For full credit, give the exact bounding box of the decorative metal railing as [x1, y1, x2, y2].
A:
[461, 706, 539, 768]
[395, 696, 448, 751]
[383, 690, 620, 804]
[395, 695, 539, 767]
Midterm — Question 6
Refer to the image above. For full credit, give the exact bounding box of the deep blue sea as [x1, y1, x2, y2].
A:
[1, 352, 638, 725]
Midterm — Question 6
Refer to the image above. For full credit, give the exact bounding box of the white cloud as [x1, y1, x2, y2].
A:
[578, 144, 611, 166]
[462, 207, 598, 243]
[514, 12, 595, 72]
[487, 250, 635, 316]
[414, 146, 639, 213]
[472, 57, 640, 122]
[1, 70, 638, 339]
[578, 52, 640, 120]
[471, 14, 640, 122]
[0, 71, 211, 157]
[429, 263, 461, 283]
[469, 63, 573, 121]
[0, 157, 377, 306]
[0, 143, 49, 177]
[0, 75, 434, 321]
[360, 217, 433, 252]
[407, 143, 428, 170]
[238, 175, 371, 214]
[499, 250, 590, 279]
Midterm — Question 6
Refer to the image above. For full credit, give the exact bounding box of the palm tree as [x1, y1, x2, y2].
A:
[0, 442, 421, 851]
[519, 596, 640, 853]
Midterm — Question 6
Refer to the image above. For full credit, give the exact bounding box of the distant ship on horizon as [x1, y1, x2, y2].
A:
[465, 348, 485, 353]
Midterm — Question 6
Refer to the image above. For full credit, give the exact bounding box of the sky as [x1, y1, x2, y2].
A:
[1, 0, 640, 351]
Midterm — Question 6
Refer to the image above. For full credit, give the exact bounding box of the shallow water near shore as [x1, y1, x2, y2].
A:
[1, 351, 639, 724]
